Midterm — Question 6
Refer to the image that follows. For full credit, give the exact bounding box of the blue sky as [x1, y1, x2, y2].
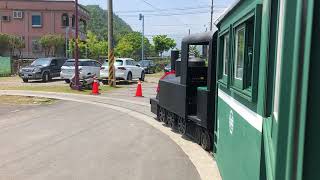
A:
[79, 0, 236, 47]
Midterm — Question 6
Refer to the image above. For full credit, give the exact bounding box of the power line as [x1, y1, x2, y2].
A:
[139, 0, 188, 26]
[119, 11, 211, 17]
[115, 6, 211, 14]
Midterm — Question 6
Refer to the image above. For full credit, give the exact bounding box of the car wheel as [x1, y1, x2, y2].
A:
[65, 79, 70, 84]
[22, 78, 28, 83]
[140, 71, 145, 81]
[42, 72, 50, 82]
[127, 72, 132, 81]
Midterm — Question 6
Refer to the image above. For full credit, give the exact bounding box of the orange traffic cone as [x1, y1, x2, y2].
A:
[91, 77, 100, 95]
[135, 80, 143, 97]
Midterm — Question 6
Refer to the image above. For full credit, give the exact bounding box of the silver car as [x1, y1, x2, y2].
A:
[60, 59, 101, 83]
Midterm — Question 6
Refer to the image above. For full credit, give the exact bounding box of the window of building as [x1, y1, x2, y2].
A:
[13, 11, 23, 19]
[234, 25, 245, 81]
[223, 34, 230, 76]
[62, 13, 69, 27]
[72, 15, 75, 27]
[1, 16, 10, 22]
[32, 14, 42, 27]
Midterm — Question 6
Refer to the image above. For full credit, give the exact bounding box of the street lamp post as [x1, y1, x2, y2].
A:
[139, 14, 144, 61]
[210, 0, 214, 31]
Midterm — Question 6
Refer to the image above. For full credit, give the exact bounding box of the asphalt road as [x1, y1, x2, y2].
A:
[0, 100, 201, 180]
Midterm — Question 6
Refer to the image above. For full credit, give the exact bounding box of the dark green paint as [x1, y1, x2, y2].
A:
[216, 98, 262, 180]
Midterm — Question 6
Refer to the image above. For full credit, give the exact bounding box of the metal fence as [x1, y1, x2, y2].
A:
[0, 56, 11, 77]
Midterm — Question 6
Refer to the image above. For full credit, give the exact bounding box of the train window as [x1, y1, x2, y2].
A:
[223, 34, 230, 76]
[234, 25, 245, 81]
[245, 18, 255, 89]
[232, 16, 256, 95]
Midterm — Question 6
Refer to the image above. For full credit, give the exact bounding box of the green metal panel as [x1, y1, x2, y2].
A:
[0, 56, 11, 76]
[216, 95, 262, 180]
[274, 0, 315, 179]
[219, 0, 262, 32]
[302, 1, 320, 178]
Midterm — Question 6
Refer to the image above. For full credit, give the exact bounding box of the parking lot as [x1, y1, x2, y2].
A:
[0, 73, 161, 98]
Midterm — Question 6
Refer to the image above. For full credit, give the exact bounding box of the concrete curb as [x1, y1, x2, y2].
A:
[0, 90, 222, 180]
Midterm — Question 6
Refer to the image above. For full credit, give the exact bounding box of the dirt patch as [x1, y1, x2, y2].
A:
[0, 95, 57, 105]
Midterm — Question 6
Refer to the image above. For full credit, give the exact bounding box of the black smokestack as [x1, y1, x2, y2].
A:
[170, 50, 179, 71]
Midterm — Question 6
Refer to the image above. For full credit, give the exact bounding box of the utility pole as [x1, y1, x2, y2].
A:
[210, 0, 214, 31]
[108, 0, 116, 87]
[139, 14, 144, 61]
[71, 0, 80, 90]
[65, 26, 69, 58]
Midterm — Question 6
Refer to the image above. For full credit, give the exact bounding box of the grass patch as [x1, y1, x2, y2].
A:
[0, 84, 118, 95]
[0, 76, 20, 82]
[0, 95, 57, 105]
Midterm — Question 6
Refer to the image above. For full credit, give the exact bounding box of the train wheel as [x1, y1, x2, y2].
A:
[201, 131, 211, 151]
[177, 117, 186, 135]
[167, 112, 175, 129]
[159, 107, 166, 123]
[195, 127, 202, 145]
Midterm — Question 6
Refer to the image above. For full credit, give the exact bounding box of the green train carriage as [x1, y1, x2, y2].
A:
[150, 0, 319, 179]
[214, 0, 319, 179]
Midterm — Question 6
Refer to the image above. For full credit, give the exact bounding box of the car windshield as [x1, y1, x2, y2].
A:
[103, 60, 123, 66]
[139, 61, 151, 66]
[31, 58, 51, 66]
[63, 60, 95, 67]
[63, 61, 75, 66]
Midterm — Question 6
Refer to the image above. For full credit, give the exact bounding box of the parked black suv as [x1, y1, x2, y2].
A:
[19, 57, 67, 83]
[138, 60, 156, 74]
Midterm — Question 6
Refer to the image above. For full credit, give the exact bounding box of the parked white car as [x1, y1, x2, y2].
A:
[100, 58, 145, 83]
[60, 59, 101, 83]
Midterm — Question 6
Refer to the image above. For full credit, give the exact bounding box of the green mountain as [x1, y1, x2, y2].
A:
[85, 5, 133, 42]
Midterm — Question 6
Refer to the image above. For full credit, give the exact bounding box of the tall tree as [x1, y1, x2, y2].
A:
[39, 34, 64, 57]
[152, 35, 176, 57]
[116, 32, 153, 60]
[0, 34, 25, 57]
[86, 31, 108, 59]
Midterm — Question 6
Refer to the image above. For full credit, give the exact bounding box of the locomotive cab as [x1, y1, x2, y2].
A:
[181, 32, 218, 150]
[150, 31, 218, 151]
